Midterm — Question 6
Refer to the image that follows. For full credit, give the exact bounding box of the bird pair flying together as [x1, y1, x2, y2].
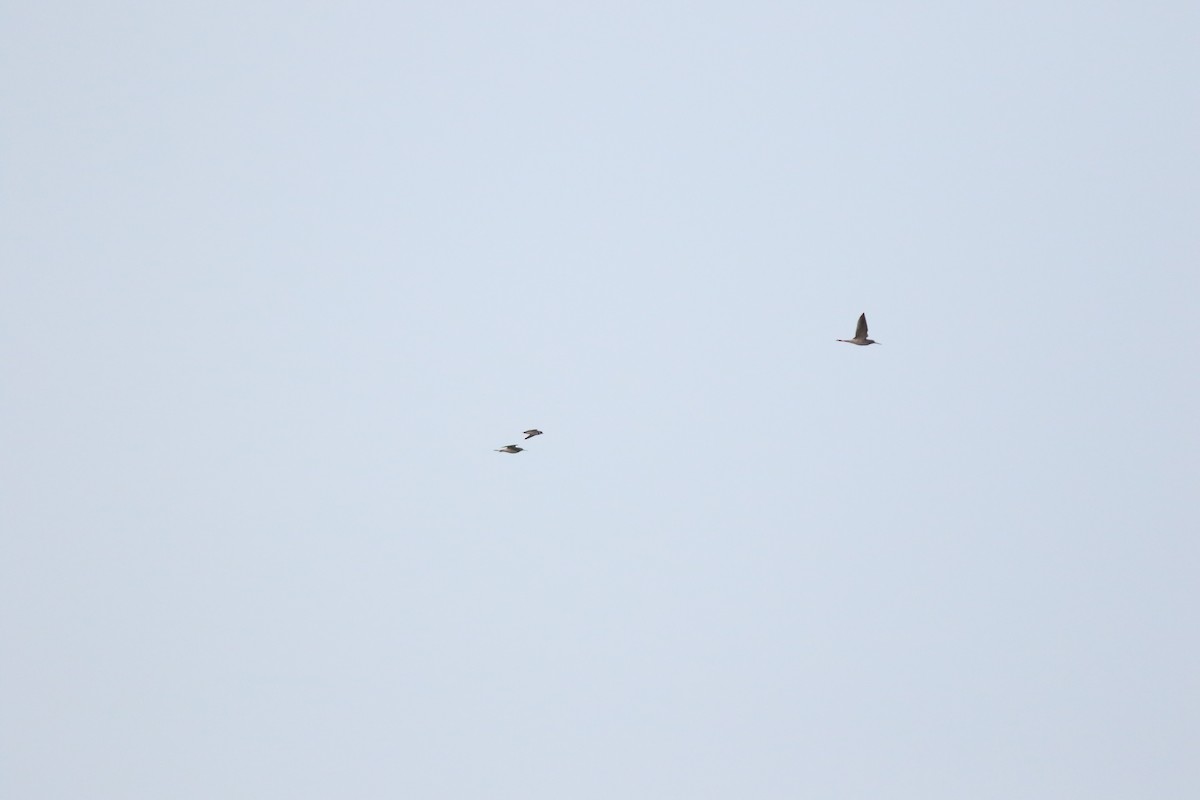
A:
[495, 429, 542, 453]
[496, 316, 874, 453]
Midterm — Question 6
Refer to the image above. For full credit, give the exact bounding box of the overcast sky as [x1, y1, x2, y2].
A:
[3, 2, 1198, 798]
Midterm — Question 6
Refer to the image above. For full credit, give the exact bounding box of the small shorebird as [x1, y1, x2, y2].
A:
[495, 445, 524, 454]
[837, 313, 880, 346]
[523, 429, 543, 440]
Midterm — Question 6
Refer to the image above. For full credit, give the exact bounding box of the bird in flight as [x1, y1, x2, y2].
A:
[837, 313, 879, 346]
[495, 444, 524, 454]
[523, 429, 543, 439]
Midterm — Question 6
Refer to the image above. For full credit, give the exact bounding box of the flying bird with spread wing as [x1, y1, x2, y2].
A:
[523, 429, 543, 439]
[837, 313, 880, 346]
[494, 445, 524, 454]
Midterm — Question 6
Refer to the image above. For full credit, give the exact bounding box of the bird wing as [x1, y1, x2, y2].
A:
[855, 313, 869, 339]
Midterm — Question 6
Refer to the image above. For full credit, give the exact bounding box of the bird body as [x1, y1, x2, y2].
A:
[837, 313, 879, 346]
[495, 445, 524, 454]
[523, 429, 543, 439]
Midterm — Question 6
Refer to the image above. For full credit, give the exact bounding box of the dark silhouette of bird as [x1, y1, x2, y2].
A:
[495, 445, 524, 454]
[523, 429, 543, 439]
[837, 313, 880, 346]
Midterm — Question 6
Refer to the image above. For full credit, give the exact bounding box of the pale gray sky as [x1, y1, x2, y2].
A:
[3, 2, 1198, 798]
